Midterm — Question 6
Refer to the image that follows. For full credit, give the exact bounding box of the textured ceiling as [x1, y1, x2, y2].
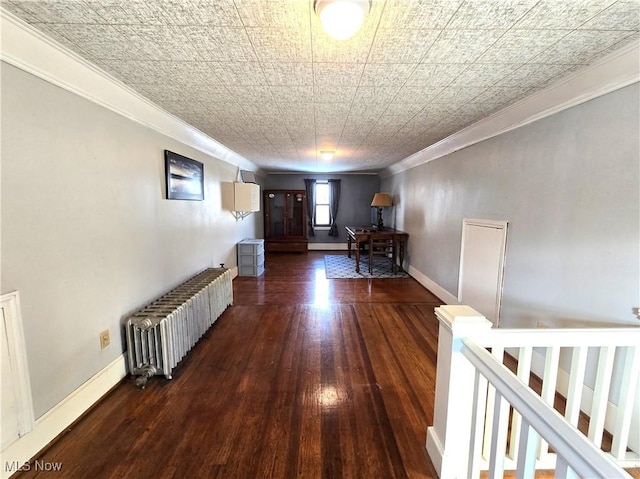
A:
[2, 0, 638, 173]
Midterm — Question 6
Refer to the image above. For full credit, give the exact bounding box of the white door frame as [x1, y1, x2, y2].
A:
[458, 219, 508, 327]
[1, 291, 35, 446]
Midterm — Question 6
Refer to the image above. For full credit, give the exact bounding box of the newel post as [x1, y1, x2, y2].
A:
[426, 305, 493, 479]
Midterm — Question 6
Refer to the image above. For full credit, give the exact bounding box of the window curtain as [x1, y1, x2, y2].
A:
[328, 179, 341, 236]
[303, 178, 316, 236]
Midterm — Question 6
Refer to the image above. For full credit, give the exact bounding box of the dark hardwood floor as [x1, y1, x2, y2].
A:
[16, 252, 444, 478]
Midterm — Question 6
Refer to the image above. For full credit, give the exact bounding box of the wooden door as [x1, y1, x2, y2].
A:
[264, 190, 308, 252]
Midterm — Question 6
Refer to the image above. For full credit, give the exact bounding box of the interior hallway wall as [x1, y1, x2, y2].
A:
[1, 63, 260, 418]
[382, 83, 639, 328]
[264, 174, 380, 245]
[381, 83, 640, 444]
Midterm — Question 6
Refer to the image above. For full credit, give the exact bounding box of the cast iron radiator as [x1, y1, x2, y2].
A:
[125, 268, 233, 387]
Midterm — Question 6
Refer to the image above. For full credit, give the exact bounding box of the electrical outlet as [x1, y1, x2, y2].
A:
[100, 329, 110, 349]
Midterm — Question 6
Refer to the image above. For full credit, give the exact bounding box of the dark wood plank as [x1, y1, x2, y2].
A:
[15, 252, 634, 479]
[14, 252, 441, 478]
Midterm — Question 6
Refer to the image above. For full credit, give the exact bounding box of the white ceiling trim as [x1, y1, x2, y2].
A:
[0, 10, 260, 175]
[382, 38, 640, 178]
[3, 6, 637, 180]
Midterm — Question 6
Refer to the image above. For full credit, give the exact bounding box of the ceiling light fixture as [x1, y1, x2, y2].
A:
[320, 150, 335, 161]
[314, 0, 371, 40]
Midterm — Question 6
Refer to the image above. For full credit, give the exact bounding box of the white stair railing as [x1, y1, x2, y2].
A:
[463, 340, 631, 479]
[426, 305, 640, 479]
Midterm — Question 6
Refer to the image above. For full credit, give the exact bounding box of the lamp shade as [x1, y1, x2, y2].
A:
[371, 192, 392, 207]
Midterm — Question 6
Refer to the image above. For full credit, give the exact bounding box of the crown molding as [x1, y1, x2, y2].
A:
[266, 171, 379, 175]
[382, 38, 640, 178]
[0, 9, 260, 175]
[2, 7, 636, 180]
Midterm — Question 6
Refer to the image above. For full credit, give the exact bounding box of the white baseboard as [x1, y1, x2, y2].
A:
[307, 242, 348, 251]
[0, 354, 127, 478]
[408, 265, 459, 305]
[425, 426, 445, 477]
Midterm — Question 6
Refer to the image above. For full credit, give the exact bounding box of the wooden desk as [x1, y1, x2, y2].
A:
[345, 226, 408, 274]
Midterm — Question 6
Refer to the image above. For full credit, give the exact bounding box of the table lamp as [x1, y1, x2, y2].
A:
[371, 193, 392, 230]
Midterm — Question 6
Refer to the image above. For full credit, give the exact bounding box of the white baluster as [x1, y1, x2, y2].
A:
[566, 346, 588, 426]
[588, 346, 615, 448]
[509, 346, 533, 461]
[516, 418, 537, 479]
[483, 345, 504, 461]
[611, 345, 639, 459]
[555, 456, 579, 479]
[469, 369, 489, 479]
[538, 346, 560, 460]
[488, 391, 509, 479]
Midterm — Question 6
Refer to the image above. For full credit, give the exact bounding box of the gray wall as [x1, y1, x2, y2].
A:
[382, 83, 639, 328]
[4, 50, 637, 425]
[1, 63, 261, 418]
[264, 174, 380, 244]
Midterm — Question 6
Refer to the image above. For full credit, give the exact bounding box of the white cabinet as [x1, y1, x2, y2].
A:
[237, 239, 265, 276]
[222, 182, 260, 218]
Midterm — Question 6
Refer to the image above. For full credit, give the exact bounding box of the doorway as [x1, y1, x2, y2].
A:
[1, 292, 34, 451]
[458, 219, 508, 326]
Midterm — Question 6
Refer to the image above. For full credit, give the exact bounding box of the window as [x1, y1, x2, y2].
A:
[315, 182, 330, 226]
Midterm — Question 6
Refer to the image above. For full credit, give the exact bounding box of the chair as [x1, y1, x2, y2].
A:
[368, 237, 395, 274]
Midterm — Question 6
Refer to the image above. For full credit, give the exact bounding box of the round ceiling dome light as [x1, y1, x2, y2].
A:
[320, 150, 335, 161]
[314, 0, 371, 40]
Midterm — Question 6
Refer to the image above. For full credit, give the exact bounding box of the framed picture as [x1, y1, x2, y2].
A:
[164, 150, 204, 201]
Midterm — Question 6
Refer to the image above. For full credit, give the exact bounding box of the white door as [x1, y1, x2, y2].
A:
[1, 309, 21, 449]
[1, 292, 34, 451]
[458, 219, 508, 326]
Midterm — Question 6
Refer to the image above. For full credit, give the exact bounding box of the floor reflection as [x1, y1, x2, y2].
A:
[313, 266, 330, 308]
[318, 384, 339, 407]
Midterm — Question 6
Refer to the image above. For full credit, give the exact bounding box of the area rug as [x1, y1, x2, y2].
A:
[324, 255, 410, 279]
